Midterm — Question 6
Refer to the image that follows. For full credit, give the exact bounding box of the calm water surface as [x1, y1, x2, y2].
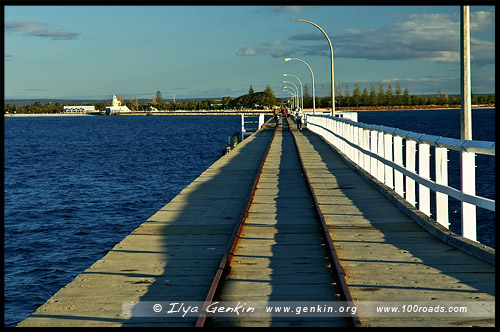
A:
[4, 115, 241, 326]
[4, 110, 495, 326]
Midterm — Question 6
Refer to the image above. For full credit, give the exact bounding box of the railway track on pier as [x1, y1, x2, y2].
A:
[196, 117, 360, 327]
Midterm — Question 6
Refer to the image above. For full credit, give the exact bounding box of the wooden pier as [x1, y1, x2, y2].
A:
[18, 118, 495, 328]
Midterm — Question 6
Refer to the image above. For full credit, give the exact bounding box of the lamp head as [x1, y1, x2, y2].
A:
[284, 58, 291, 62]
[282, 74, 287, 77]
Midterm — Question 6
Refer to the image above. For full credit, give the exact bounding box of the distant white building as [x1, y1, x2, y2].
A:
[63, 105, 96, 113]
[105, 95, 131, 115]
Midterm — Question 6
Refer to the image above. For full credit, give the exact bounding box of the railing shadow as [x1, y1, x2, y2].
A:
[20, 126, 275, 327]
[296, 128, 494, 302]
[266, 119, 350, 327]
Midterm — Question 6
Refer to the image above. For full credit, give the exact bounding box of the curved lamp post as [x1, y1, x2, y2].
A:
[293, 18, 334, 116]
[283, 90, 295, 108]
[283, 85, 298, 109]
[284, 58, 316, 114]
[283, 81, 299, 110]
[283, 87, 297, 109]
[283, 74, 303, 111]
[283, 89, 296, 108]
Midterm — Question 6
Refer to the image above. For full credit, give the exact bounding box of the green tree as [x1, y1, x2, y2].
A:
[336, 82, 344, 107]
[155, 91, 163, 103]
[361, 88, 369, 106]
[249, 85, 254, 94]
[436, 89, 443, 105]
[395, 82, 402, 106]
[403, 87, 411, 106]
[221, 96, 232, 110]
[303, 84, 312, 108]
[353, 84, 361, 107]
[369, 83, 377, 106]
[377, 83, 385, 106]
[263, 84, 277, 108]
[344, 85, 351, 107]
[386, 83, 393, 106]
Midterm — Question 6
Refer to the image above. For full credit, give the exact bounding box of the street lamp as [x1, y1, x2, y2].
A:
[283, 90, 295, 108]
[283, 87, 298, 109]
[283, 89, 296, 108]
[293, 18, 334, 116]
[283, 85, 298, 110]
[283, 74, 303, 111]
[284, 58, 316, 114]
[283, 80, 299, 110]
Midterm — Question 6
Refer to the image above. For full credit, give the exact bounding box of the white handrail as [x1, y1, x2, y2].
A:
[241, 114, 265, 141]
[306, 114, 495, 243]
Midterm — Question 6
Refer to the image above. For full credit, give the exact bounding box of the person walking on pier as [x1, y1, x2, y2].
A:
[296, 108, 303, 131]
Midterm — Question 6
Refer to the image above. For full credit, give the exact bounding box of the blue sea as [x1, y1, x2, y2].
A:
[3, 109, 495, 326]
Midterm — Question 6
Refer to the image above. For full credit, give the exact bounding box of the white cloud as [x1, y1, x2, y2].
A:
[236, 40, 292, 58]
[237, 47, 260, 56]
[5, 21, 80, 40]
[291, 12, 493, 64]
[470, 10, 494, 31]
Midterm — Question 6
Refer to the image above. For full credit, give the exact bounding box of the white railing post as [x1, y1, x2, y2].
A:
[405, 140, 417, 207]
[340, 121, 345, 153]
[306, 115, 493, 245]
[357, 127, 364, 168]
[461, 149, 476, 241]
[259, 113, 264, 129]
[435, 147, 449, 228]
[336, 120, 341, 148]
[241, 114, 245, 141]
[347, 123, 353, 160]
[363, 128, 371, 173]
[418, 143, 431, 217]
[377, 131, 385, 183]
[393, 136, 404, 198]
[370, 130, 378, 178]
[384, 133, 394, 189]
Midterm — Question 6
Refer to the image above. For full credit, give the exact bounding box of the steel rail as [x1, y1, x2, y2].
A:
[286, 117, 362, 328]
[195, 119, 279, 327]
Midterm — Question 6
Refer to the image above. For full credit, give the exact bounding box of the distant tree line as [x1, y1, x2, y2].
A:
[3, 82, 495, 114]
[4, 101, 64, 114]
[303, 82, 495, 109]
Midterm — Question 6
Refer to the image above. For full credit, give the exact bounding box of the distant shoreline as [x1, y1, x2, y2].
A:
[4, 105, 494, 117]
[4, 113, 91, 117]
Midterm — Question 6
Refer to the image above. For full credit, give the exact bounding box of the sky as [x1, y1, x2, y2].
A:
[4, 5, 496, 101]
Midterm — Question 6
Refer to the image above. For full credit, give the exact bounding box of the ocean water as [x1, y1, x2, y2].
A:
[4, 110, 495, 326]
[4, 115, 243, 327]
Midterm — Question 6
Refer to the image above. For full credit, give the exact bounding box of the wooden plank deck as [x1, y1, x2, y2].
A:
[209, 120, 350, 327]
[17, 117, 495, 328]
[291, 121, 495, 327]
[17, 127, 275, 327]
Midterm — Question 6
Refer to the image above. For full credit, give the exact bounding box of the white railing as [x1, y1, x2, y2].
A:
[241, 114, 265, 140]
[306, 114, 495, 243]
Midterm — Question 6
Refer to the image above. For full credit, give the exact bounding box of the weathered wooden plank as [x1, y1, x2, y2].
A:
[18, 128, 276, 328]
[212, 125, 345, 327]
[292, 127, 495, 328]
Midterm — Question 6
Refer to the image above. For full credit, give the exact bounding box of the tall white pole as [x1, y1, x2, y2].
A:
[460, 5, 476, 242]
[283, 74, 303, 110]
[285, 58, 316, 114]
[284, 81, 299, 109]
[294, 19, 334, 116]
[461, 5, 472, 140]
